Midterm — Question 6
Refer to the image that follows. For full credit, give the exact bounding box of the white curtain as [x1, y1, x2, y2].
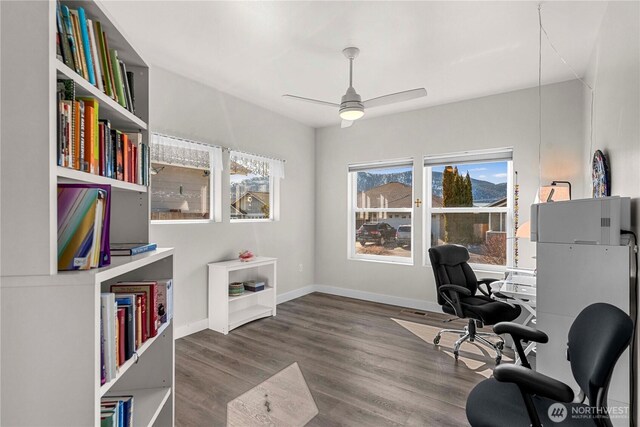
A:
[230, 150, 285, 179]
[151, 133, 223, 171]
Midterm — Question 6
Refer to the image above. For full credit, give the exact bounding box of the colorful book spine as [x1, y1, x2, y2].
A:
[110, 49, 127, 108]
[60, 5, 81, 74]
[77, 8, 96, 85]
[111, 283, 159, 338]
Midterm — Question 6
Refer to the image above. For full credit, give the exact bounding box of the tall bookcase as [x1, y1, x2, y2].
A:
[0, 1, 175, 425]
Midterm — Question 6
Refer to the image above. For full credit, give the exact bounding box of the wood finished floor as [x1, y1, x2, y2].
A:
[175, 293, 500, 426]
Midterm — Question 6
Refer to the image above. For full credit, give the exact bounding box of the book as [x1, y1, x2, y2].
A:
[113, 130, 124, 181]
[100, 293, 116, 381]
[111, 283, 159, 338]
[95, 21, 112, 98]
[87, 19, 104, 91]
[126, 71, 135, 113]
[56, 2, 73, 69]
[77, 8, 96, 85]
[100, 315, 106, 385]
[122, 133, 130, 182]
[115, 297, 136, 358]
[78, 98, 99, 174]
[57, 186, 103, 270]
[99, 120, 113, 178]
[102, 32, 118, 101]
[90, 188, 105, 268]
[60, 5, 81, 74]
[77, 100, 86, 171]
[110, 243, 157, 256]
[102, 396, 134, 427]
[116, 307, 125, 365]
[156, 278, 173, 324]
[70, 11, 87, 80]
[244, 280, 265, 292]
[136, 294, 147, 344]
[110, 49, 127, 108]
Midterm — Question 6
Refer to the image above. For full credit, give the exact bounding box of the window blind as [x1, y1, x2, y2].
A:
[423, 148, 512, 167]
[348, 158, 413, 173]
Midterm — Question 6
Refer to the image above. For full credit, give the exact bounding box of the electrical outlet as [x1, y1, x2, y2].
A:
[298, 263, 303, 272]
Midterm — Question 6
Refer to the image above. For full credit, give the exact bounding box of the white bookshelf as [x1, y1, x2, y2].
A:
[208, 257, 277, 334]
[0, 1, 174, 425]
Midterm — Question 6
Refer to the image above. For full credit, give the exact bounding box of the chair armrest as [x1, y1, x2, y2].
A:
[493, 322, 549, 344]
[477, 278, 497, 296]
[494, 364, 574, 403]
[438, 285, 471, 318]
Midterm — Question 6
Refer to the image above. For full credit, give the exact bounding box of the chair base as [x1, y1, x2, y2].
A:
[433, 318, 505, 364]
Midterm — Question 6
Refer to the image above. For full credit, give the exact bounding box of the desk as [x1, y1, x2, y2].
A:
[493, 281, 537, 365]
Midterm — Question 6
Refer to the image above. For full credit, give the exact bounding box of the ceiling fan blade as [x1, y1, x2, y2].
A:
[363, 88, 427, 109]
[341, 119, 354, 129]
[282, 94, 339, 108]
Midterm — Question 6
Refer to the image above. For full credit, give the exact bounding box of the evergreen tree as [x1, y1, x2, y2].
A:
[442, 167, 475, 245]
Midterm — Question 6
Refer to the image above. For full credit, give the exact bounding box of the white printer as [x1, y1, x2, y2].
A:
[531, 196, 631, 245]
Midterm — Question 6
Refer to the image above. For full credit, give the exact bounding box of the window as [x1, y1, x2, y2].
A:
[150, 134, 222, 223]
[230, 151, 284, 222]
[348, 159, 414, 264]
[424, 149, 513, 270]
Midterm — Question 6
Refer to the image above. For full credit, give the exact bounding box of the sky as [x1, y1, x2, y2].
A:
[432, 161, 508, 184]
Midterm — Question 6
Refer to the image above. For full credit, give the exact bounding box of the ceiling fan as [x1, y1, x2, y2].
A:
[283, 47, 427, 128]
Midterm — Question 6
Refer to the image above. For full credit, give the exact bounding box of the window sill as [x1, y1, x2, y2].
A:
[230, 219, 274, 223]
[349, 256, 414, 266]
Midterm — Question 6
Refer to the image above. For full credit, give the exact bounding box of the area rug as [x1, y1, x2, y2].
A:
[227, 362, 319, 426]
[391, 318, 512, 379]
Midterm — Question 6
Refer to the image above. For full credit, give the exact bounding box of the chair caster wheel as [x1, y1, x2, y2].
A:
[496, 341, 504, 351]
[433, 336, 441, 345]
[454, 351, 459, 360]
[495, 357, 502, 365]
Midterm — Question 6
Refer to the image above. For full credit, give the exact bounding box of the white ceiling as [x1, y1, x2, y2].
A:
[102, 1, 607, 128]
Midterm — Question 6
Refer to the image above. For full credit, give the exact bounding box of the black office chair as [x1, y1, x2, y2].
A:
[428, 245, 522, 363]
[466, 303, 634, 427]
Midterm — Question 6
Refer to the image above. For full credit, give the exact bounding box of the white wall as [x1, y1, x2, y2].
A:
[149, 67, 316, 336]
[582, 1, 639, 229]
[582, 1, 640, 417]
[315, 80, 585, 306]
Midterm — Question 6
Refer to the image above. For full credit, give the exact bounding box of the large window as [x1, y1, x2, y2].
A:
[348, 159, 414, 264]
[424, 149, 513, 269]
[150, 134, 222, 223]
[230, 151, 284, 222]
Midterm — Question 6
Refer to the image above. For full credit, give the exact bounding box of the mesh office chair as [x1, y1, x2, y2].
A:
[428, 245, 522, 363]
[466, 303, 633, 427]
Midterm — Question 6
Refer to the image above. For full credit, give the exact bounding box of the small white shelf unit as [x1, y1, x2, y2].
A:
[208, 257, 277, 334]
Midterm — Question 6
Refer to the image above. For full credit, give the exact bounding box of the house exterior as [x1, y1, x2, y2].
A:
[356, 182, 412, 229]
[231, 191, 270, 219]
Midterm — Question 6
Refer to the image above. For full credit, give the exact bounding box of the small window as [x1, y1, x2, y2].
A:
[150, 134, 222, 223]
[348, 159, 414, 264]
[424, 148, 513, 270]
[230, 151, 284, 222]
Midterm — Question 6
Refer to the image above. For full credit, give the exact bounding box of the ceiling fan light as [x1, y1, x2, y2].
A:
[340, 108, 364, 121]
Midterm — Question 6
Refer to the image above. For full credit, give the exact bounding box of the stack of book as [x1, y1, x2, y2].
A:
[56, 2, 136, 113]
[243, 280, 266, 292]
[101, 395, 133, 427]
[100, 279, 173, 385]
[57, 80, 149, 185]
[57, 184, 111, 270]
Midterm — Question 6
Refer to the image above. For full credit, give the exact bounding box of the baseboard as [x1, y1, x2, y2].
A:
[175, 318, 208, 339]
[313, 285, 442, 313]
[276, 285, 316, 305]
[176, 285, 440, 339]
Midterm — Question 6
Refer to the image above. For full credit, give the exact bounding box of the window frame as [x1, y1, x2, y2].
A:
[347, 158, 415, 266]
[229, 153, 280, 223]
[422, 151, 514, 272]
[149, 133, 223, 225]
